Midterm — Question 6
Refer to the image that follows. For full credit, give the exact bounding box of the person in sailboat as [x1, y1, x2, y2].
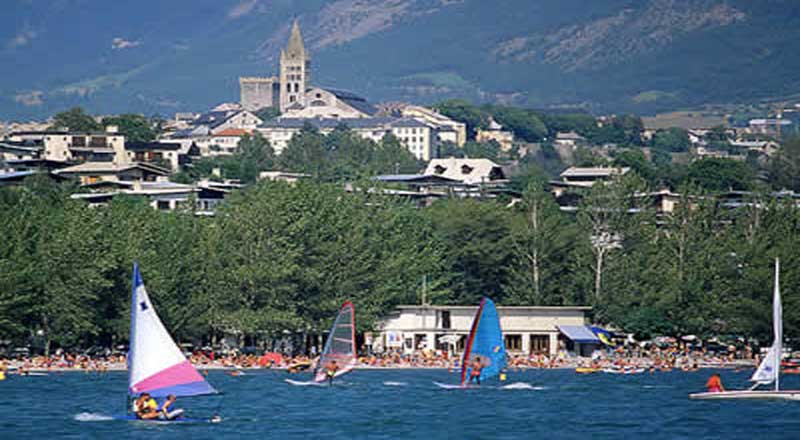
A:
[469, 356, 484, 385]
[325, 359, 339, 385]
[705, 373, 725, 393]
[158, 394, 184, 420]
[133, 393, 160, 420]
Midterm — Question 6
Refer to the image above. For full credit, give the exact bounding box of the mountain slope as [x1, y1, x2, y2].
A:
[2, 0, 799, 119]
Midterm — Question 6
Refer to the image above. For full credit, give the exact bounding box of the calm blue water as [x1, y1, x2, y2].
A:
[2, 369, 800, 439]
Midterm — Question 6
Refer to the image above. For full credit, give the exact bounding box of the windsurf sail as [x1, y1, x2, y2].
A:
[314, 301, 357, 383]
[460, 297, 506, 386]
[128, 263, 216, 398]
[751, 258, 782, 389]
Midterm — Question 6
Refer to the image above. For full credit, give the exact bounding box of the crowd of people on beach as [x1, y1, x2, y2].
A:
[0, 341, 760, 375]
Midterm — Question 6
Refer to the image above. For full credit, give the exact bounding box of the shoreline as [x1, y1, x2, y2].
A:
[10, 362, 754, 374]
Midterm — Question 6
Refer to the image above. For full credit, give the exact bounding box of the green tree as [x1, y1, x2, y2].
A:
[462, 140, 502, 161]
[484, 105, 547, 142]
[768, 137, 800, 191]
[612, 149, 656, 184]
[278, 124, 328, 177]
[426, 199, 513, 304]
[233, 133, 276, 183]
[375, 134, 420, 174]
[505, 181, 578, 305]
[50, 107, 101, 133]
[651, 128, 690, 152]
[101, 114, 157, 143]
[540, 113, 597, 139]
[433, 99, 489, 139]
[685, 158, 755, 191]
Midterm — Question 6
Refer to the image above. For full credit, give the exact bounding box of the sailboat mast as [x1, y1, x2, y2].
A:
[775, 258, 781, 392]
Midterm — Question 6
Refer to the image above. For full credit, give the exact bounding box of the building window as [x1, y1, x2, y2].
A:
[440, 311, 451, 329]
[530, 335, 550, 354]
[505, 334, 522, 351]
[156, 200, 170, 210]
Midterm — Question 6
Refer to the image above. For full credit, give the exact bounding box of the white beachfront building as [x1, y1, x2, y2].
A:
[374, 305, 598, 357]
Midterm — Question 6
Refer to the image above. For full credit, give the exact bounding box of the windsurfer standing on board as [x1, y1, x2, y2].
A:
[325, 359, 339, 386]
[469, 356, 483, 385]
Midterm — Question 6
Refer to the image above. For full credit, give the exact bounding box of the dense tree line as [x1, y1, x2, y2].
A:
[181, 125, 420, 184]
[50, 107, 161, 143]
[2, 172, 799, 353]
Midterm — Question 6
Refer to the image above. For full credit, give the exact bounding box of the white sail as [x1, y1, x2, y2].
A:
[128, 263, 215, 397]
[750, 259, 782, 389]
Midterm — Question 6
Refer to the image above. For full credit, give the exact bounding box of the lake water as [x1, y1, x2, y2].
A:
[3, 369, 800, 439]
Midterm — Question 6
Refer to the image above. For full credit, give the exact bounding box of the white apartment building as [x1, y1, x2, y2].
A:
[376, 305, 595, 357]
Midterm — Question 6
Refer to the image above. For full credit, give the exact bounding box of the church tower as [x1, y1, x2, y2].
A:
[279, 20, 311, 112]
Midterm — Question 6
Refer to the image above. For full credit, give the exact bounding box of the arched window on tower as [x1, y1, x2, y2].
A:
[286, 83, 291, 93]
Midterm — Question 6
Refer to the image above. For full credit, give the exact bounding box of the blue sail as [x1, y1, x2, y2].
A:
[461, 297, 506, 385]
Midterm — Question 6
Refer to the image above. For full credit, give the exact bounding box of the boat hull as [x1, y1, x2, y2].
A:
[689, 390, 800, 400]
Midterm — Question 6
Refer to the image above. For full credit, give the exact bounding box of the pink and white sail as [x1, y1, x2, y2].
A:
[128, 263, 216, 397]
[314, 301, 357, 382]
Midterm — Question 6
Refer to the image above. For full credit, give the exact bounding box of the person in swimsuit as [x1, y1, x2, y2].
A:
[706, 373, 725, 392]
[158, 394, 184, 420]
[470, 356, 483, 385]
[133, 393, 159, 420]
[325, 360, 339, 386]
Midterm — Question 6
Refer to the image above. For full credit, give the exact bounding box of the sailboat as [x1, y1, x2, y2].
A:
[286, 301, 357, 386]
[118, 263, 220, 421]
[435, 297, 507, 389]
[690, 258, 800, 401]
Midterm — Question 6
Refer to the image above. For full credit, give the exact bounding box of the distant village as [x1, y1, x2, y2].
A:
[1, 20, 799, 216]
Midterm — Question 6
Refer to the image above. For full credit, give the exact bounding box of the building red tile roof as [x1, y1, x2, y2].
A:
[213, 128, 249, 137]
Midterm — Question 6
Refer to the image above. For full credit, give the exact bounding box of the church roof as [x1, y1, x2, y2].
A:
[261, 117, 427, 130]
[322, 88, 378, 116]
[286, 20, 306, 58]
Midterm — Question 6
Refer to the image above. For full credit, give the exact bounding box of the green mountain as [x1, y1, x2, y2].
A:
[2, 0, 799, 119]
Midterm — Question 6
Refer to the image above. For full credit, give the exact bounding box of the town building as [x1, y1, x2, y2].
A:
[239, 20, 379, 121]
[475, 118, 514, 151]
[375, 304, 596, 357]
[283, 88, 377, 119]
[70, 179, 233, 214]
[554, 131, 586, 148]
[124, 140, 198, 171]
[54, 162, 170, 185]
[746, 118, 793, 137]
[6, 127, 127, 164]
[557, 167, 629, 188]
[239, 77, 279, 112]
[548, 166, 631, 208]
[239, 20, 310, 113]
[386, 104, 467, 147]
[424, 157, 507, 185]
[193, 129, 251, 156]
[258, 171, 311, 184]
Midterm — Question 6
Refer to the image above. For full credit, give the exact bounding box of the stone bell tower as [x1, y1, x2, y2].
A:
[279, 20, 311, 112]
